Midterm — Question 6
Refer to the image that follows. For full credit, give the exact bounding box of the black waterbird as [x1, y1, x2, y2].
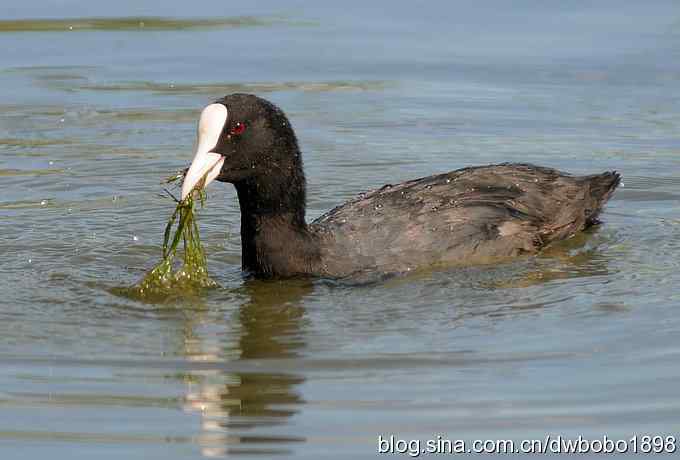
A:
[181, 94, 620, 279]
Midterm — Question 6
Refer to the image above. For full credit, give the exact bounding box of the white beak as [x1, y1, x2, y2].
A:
[181, 103, 228, 201]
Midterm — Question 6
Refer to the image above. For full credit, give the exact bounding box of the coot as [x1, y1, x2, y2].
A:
[181, 94, 620, 279]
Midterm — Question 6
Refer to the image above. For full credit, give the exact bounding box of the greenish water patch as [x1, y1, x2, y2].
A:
[0, 199, 52, 210]
[3, 392, 180, 408]
[0, 16, 301, 33]
[0, 168, 64, 177]
[0, 105, 69, 118]
[93, 108, 198, 123]
[76, 80, 392, 94]
[111, 174, 218, 303]
[3, 65, 98, 73]
[33, 74, 88, 82]
[0, 138, 73, 147]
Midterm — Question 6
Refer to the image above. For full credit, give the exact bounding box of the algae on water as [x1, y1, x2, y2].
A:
[113, 172, 218, 302]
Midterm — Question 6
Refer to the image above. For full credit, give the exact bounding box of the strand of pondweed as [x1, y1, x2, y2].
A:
[167, 201, 191, 260]
[162, 200, 181, 259]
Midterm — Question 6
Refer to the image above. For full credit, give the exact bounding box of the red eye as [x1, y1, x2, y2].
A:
[230, 122, 246, 136]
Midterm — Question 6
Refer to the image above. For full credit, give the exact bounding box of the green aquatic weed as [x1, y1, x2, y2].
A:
[114, 171, 218, 302]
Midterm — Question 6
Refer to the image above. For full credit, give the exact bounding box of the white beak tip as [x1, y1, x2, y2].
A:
[180, 153, 225, 201]
[179, 103, 229, 201]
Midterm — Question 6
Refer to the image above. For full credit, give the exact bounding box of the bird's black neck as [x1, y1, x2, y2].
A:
[234, 160, 320, 278]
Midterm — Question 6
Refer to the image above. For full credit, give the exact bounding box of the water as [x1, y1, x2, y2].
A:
[2, 0, 680, 458]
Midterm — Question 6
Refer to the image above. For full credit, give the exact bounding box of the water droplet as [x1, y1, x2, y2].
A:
[49, 161, 54, 165]
[133, 235, 139, 241]
[446, 178, 452, 183]
[533, 178, 539, 182]
[28, 259, 32, 264]
[68, 26, 73, 30]
[59, 118, 65, 123]
[40, 200, 47, 206]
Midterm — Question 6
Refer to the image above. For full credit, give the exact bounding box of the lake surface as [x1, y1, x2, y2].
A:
[2, 0, 680, 458]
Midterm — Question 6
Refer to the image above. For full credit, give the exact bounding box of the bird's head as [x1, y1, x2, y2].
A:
[181, 94, 301, 201]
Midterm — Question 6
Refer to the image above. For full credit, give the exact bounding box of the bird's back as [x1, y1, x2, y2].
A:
[311, 163, 620, 277]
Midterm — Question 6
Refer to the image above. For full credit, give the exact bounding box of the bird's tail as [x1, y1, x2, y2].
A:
[583, 171, 621, 226]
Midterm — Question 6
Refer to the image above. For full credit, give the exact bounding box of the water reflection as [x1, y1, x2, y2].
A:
[180, 281, 310, 457]
[487, 229, 614, 289]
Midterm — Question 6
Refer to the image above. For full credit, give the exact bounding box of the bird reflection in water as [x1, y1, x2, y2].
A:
[489, 229, 615, 289]
[179, 280, 311, 457]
